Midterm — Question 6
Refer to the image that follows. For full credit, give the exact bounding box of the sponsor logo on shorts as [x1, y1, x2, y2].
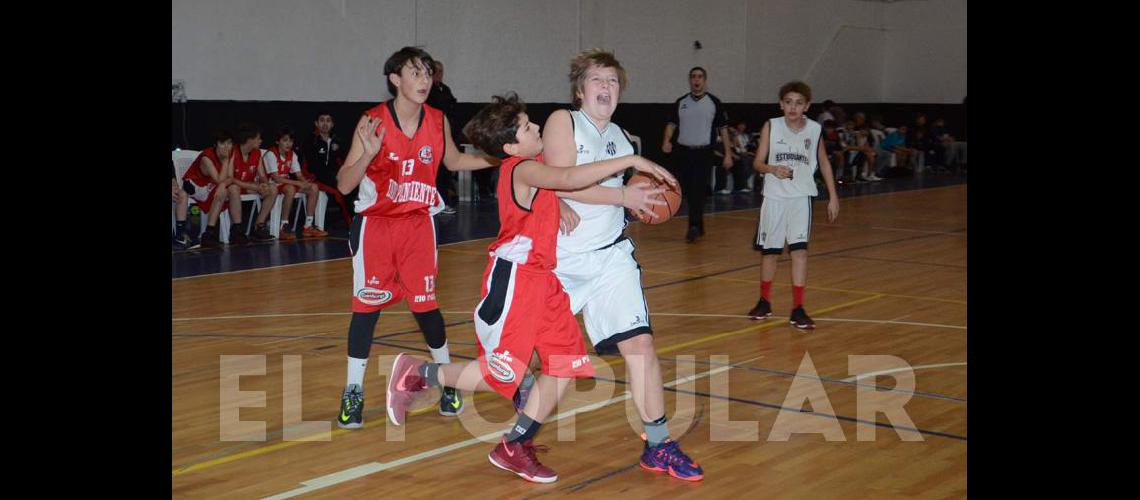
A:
[488, 351, 516, 383]
[367, 275, 380, 286]
[413, 293, 437, 303]
[418, 146, 434, 164]
[356, 288, 392, 306]
[571, 355, 591, 370]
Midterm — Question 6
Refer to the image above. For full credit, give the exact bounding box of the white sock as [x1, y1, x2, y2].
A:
[429, 341, 451, 364]
[305, 215, 314, 228]
[347, 356, 368, 388]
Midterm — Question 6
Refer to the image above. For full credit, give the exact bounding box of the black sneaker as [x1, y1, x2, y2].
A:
[200, 227, 221, 248]
[439, 387, 464, 416]
[747, 298, 772, 320]
[337, 384, 364, 429]
[229, 228, 249, 245]
[172, 233, 199, 250]
[252, 223, 275, 242]
[789, 306, 815, 330]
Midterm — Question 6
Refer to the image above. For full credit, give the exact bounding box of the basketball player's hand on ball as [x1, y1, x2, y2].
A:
[827, 198, 839, 222]
[558, 199, 580, 235]
[773, 165, 793, 179]
[622, 182, 667, 219]
[631, 156, 679, 188]
[357, 116, 385, 157]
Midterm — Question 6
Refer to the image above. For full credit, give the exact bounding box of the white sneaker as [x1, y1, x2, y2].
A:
[715, 188, 732, 195]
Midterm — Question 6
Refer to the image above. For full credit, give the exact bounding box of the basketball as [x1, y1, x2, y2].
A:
[626, 172, 682, 224]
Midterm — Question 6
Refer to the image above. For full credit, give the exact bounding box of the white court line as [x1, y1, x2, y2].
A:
[812, 317, 966, 330]
[172, 237, 495, 282]
[869, 226, 966, 236]
[173, 312, 353, 322]
[841, 362, 967, 383]
[177, 185, 965, 283]
[172, 310, 469, 322]
[648, 313, 966, 330]
[254, 331, 338, 346]
[262, 358, 753, 499]
[171, 257, 351, 281]
[172, 311, 965, 331]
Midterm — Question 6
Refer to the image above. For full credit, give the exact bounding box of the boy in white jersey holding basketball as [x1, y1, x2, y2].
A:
[540, 49, 704, 481]
[748, 81, 839, 329]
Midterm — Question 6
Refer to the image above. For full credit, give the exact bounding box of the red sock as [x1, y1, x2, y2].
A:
[761, 281, 772, 301]
[793, 286, 805, 308]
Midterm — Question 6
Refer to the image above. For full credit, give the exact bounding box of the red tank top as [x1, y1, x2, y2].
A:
[185, 147, 223, 186]
[488, 154, 559, 271]
[355, 101, 445, 217]
[233, 147, 263, 183]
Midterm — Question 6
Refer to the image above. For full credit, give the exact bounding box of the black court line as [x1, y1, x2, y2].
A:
[817, 254, 967, 269]
[171, 333, 965, 403]
[374, 319, 475, 340]
[370, 340, 966, 442]
[661, 356, 967, 404]
[643, 229, 966, 291]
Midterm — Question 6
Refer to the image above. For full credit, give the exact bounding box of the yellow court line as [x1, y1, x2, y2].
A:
[173, 294, 884, 476]
[171, 391, 501, 477]
[652, 294, 886, 357]
[643, 269, 966, 305]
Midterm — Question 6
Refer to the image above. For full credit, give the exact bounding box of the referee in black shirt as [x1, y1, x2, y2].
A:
[661, 67, 734, 243]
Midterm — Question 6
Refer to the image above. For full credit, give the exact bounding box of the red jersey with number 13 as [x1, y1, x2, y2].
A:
[355, 100, 445, 218]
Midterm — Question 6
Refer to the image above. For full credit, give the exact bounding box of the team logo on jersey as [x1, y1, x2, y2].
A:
[356, 288, 392, 306]
[606, 141, 616, 156]
[487, 351, 516, 383]
[388, 152, 400, 161]
[577, 144, 589, 155]
[418, 146, 434, 164]
[805, 139, 812, 150]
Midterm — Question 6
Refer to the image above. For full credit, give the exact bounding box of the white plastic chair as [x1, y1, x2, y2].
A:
[264, 149, 327, 236]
